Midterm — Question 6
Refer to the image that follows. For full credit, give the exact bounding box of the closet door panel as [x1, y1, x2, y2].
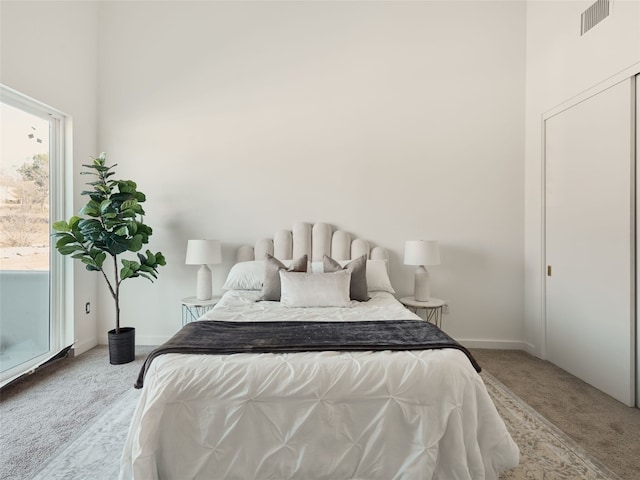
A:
[636, 74, 639, 408]
[545, 78, 635, 406]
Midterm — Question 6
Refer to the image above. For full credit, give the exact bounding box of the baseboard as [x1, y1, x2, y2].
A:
[73, 336, 98, 356]
[523, 341, 541, 357]
[458, 339, 528, 350]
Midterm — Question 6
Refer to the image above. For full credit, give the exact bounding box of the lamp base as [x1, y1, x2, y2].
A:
[414, 265, 431, 302]
[196, 264, 213, 300]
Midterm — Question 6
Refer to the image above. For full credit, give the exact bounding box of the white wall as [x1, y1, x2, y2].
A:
[97, 1, 526, 347]
[4, 0, 638, 359]
[524, 0, 640, 356]
[0, 1, 100, 355]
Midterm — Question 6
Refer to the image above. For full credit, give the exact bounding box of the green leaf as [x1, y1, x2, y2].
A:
[55, 235, 77, 248]
[155, 252, 166, 266]
[100, 199, 113, 214]
[105, 234, 130, 255]
[78, 218, 100, 228]
[120, 209, 137, 219]
[109, 192, 133, 203]
[80, 201, 100, 217]
[65, 216, 79, 230]
[94, 252, 107, 268]
[70, 229, 85, 244]
[121, 199, 138, 211]
[87, 193, 104, 203]
[139, 265, 158, 278]
[145, 250, 156, 264]
[129, 234, 143, 252]
[52, 221, 69, 232]
[80, 256, 96, 266]
[120, 267, 133, 280]
[124, 221, 136, 237]
[118, 180, 137, 194]
[58, 244, 83, 255]
[86, 264, 100, 272]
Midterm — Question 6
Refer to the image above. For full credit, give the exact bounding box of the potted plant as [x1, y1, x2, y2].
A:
[52, 153, 166, 364]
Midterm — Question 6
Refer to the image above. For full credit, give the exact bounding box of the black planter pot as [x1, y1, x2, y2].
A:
[108, 327, 135, 365]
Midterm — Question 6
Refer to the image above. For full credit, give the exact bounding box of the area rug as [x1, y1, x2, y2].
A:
[29, 388, 140, 480]
[30, 373, 620, 480]
[483, 372, 621, 480]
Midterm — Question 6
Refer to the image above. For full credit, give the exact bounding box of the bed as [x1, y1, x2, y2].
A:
[120, 222, 519, 480]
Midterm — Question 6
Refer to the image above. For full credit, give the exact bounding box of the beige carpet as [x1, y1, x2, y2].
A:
[485, 372, 619, 480]
[472, 349, 640, 480]
[0, 346, 154, 480]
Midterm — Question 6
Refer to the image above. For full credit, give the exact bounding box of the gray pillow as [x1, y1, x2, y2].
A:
[323, 254, 370, 302]
[259, 253, 308, 301]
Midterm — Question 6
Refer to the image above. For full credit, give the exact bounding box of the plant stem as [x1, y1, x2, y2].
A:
[114, 254, 120, 334]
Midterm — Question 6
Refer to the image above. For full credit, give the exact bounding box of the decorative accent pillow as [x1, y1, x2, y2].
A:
[259, 254, 308, 301]
[323, 254, 369, 302]
[222, 261, 265, 290]
[279, 270, 352, 308]
[365, 259, 395, 293]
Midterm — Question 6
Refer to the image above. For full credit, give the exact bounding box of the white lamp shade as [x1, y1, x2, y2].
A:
[185, 239, 222, 265]
[404, 240, 440, 266]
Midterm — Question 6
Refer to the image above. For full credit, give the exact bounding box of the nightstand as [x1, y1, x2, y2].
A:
[399, 296, 446, 328]
[181, 296, 221, 325]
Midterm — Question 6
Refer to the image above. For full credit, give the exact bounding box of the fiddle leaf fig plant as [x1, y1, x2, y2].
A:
[52, 153, 166, 334]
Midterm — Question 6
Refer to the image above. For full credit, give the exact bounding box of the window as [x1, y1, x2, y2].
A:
[0, 85, 70, 386]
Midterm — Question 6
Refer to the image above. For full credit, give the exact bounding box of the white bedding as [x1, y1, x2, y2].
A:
[120, 291, 519, 479]
[201, 290, 421, 323]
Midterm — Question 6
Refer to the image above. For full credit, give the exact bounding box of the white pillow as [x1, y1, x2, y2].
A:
[222, 261, 264, 290]
[279, 270, 352, 307]
[365, 260, 395, 293]
[317, 258, 395, 293]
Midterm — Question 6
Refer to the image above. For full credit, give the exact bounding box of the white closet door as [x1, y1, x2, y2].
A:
[637, 75, 639, 408]
[545, 78, 635, 407]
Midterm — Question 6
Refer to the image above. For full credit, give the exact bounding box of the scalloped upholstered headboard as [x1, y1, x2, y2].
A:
[236, 222, 389, 264]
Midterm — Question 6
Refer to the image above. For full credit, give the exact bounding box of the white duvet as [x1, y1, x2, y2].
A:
[120, 291, 519, 479]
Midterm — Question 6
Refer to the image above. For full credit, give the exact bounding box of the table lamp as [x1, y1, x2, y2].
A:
[404, 240, 440, 301]
[185, 239, 222, 300]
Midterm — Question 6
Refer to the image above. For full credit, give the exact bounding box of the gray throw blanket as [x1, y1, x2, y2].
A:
[135, 320, 480, 388]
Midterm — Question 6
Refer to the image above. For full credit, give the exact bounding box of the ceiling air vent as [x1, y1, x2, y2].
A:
[581, 0, 611, 35]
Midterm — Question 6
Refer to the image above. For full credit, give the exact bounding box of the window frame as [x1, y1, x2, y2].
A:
[0, 84, 72, 386]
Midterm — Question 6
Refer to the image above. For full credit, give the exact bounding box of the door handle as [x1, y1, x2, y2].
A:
[547, 265, 552, 276]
